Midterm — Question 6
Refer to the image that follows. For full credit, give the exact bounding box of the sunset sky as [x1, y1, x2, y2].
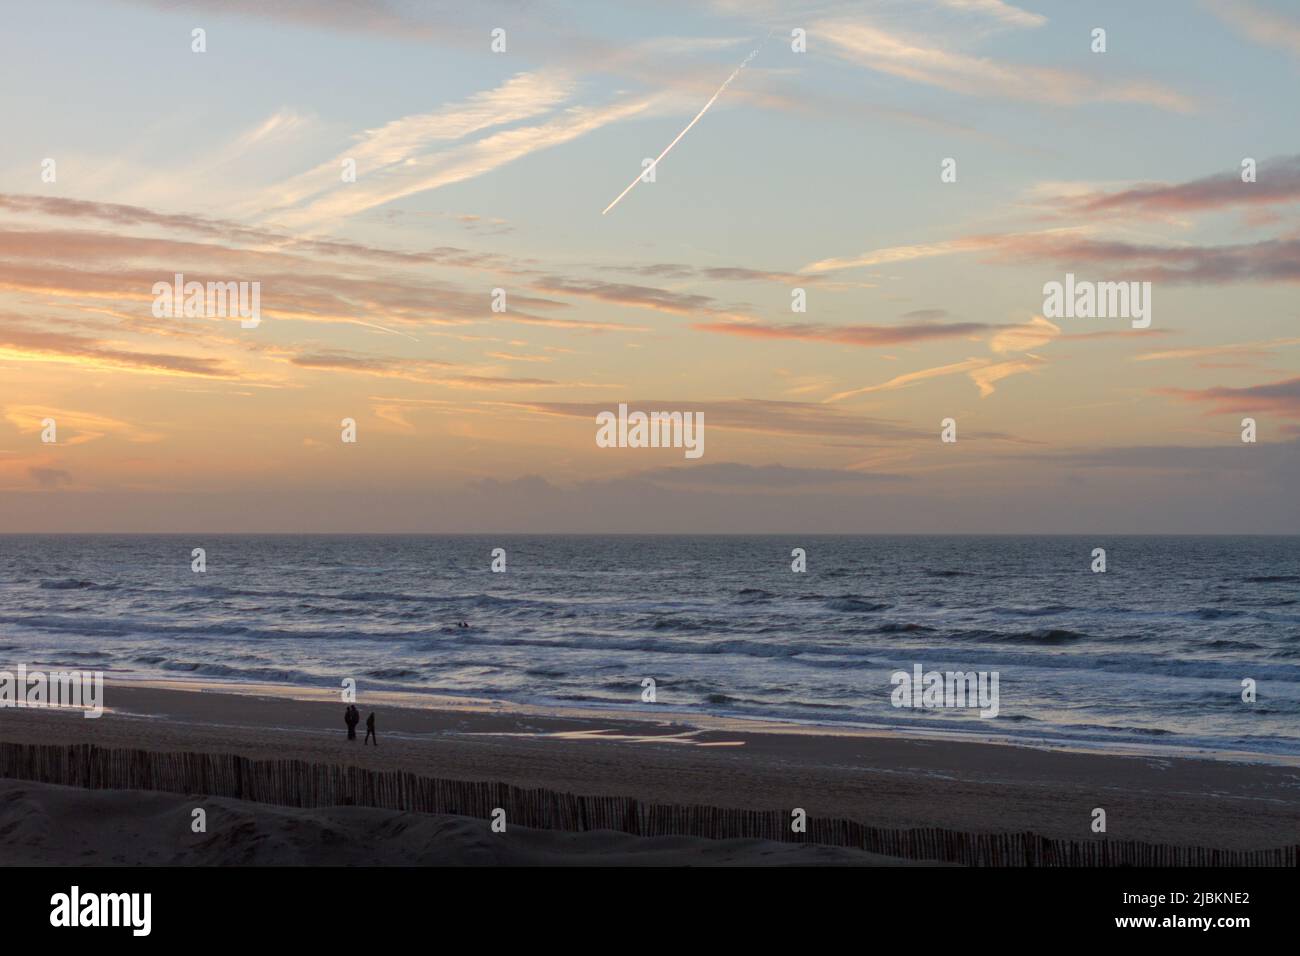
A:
[1, 0, 1297, 532]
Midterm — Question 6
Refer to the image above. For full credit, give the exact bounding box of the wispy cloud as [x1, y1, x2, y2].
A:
[266, 85, 658, 227]
[825, 316, 1057, 402]
[801, 238, 985, 274]
[0, 319, 233, 378]
[825, 358, 988, 401]
[533, 276, 740, 317]
[990, 316, 1060, 354]
[1203, 0, 1300, 56]
[1134, 338, 1300, 363]
[935, 0, 1046, 29]
[694, 318, 991, 346]
[505, 398, 931, 442]
[815, 19, 1195, 111]
[969, 356, 1043, 397]
[260, 73, 575, 214]
[3, 405, 163, 444]
[803, 229, 1300, 284]
[1071, 155, 1300, 217]
[1160, 376, 1300, 417]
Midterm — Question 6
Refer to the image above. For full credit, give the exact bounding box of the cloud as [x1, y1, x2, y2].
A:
[803, 230, 1300, 285]
[1017, 439, 1300, 471]
[1159, 376, 1300, 417]
[989, 234, 1300, 284]
[1133, 338, 1300, 363]
[486, 351, 552, 364]
[0, 193, 526, 274]
[989, 315, 1060, 354]
[0, 320, 233, 378]
[269, 93, 658, 227]
[0, 226, 628, 335]
[802, 238, 982, 274]
[532, 276, 730, 316]
[824, 314, 1057, 402]
[1204, 0, 1300, 56]
[3, 406, 163, 445]
[1072, 155, 1300, 216]
[825, 359, 987, 402]
[935, 0, 1046, 28]
[825, 353, 1044, 402]
[597, 262, 820, 285]
[629, 462, 908, 487]
[0, 196, 847, 351]
[504, 398, 931, 442]
[286, 349, 454, 376]
[815, 19, 1194, 111]
[968, 357, 1042, 397]
[261, 72, 576, 213]
[277, 349, 600, 390]
[693, 319, 991, 347]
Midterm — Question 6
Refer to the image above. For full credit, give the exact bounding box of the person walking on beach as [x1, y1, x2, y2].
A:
[364, 711, 377, 746]
[345, 705, 359, 741]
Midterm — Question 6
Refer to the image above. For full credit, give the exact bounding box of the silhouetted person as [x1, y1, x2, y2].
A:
[364, 711, 377, 746]
[345, 705, 358, 741]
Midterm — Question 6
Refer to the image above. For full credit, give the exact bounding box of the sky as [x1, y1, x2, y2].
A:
[0, 0, 1297, 533]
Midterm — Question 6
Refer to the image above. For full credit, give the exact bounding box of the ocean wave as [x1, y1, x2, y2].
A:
[955, 627, 1089, 645]
[38, 578, 116, 591]
[432, 630, 811, 661]
[1190, 607, 1243, 620]
[877, 622, 934, 634]
[364, 667, 423, 679]
[183, 584, 558, 611]
[157, 660, 306, 683]
[523, 667, 568, 678]
[645, 616, 723, 633]
[825, 596, 891, 613]
[990, 604, 1074, 617]
[1060, 722, 1175, 737]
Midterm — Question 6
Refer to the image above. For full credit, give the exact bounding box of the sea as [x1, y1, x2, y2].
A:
[1, 534, 1296, 758]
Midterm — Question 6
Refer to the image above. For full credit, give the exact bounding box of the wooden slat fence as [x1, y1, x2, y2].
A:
[0, 742, 1293, 866]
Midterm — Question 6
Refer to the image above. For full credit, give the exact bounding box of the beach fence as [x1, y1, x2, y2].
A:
[0, 741, 1294, 866]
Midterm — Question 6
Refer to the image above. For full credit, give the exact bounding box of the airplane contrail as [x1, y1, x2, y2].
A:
[601, 41, 765, 215]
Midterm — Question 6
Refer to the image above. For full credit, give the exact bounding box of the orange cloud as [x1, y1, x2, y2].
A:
[694, 319, 991, 347]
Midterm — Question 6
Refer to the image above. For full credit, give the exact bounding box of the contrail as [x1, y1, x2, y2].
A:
[602, 42, 764, 215]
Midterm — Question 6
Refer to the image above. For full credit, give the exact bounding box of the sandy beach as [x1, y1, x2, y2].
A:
[0, 680, 1296, 864]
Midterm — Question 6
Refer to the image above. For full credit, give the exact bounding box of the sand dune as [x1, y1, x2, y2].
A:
[0, 779, 910, 866]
